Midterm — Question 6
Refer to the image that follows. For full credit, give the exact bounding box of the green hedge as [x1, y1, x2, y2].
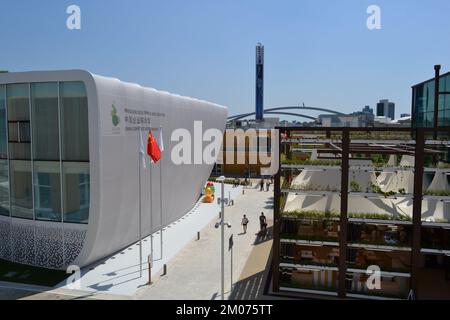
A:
[281, 159, 341, 166]
[207, 178, 248, 186]
[424, 190, 450, 197]
[282, 210, 412, 221]
[281, 233, 338, 242]
[282, 210, 340, 219]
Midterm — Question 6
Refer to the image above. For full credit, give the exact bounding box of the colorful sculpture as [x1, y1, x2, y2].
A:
[203, 182, 216, 203]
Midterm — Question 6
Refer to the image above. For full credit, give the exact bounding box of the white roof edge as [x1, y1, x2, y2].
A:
[0, 69, 228, 111]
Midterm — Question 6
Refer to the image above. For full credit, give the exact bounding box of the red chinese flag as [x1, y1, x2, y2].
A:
[147, 130, 161, 163]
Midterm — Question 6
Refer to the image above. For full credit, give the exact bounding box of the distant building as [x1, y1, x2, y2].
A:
[317, 114, 340, 127]
[412, 69, 450, 128]
[213, 128, 275, 178]
[391, 115, 412, 127]
[376, 99, 395, 120]
[373, 115, 411, 128]
[227, 117, 279, 130]
[316, 106, 374, 127]
[362, 105, 373, 114]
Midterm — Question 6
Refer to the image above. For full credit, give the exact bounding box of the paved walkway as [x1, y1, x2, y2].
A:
[55, 183, 242, 296]
[134, 185, 274, 300]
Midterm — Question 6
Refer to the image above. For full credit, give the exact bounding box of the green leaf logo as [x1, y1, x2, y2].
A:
[111, 104, 120, 127]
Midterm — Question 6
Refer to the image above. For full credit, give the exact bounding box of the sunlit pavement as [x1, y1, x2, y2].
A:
[134, 183, 274, 300]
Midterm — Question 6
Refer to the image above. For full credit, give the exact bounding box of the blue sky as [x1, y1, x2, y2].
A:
[1, 0, 450, 118]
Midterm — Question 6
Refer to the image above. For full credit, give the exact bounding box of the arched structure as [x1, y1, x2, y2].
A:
[264, 111, 316, 121]
[227, 105, 345, 122]
[228, 110, 316, 122]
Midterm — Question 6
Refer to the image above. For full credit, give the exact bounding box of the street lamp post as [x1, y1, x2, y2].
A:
[215, 176, 231, 300]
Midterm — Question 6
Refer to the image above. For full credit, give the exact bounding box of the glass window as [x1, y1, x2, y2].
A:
[8, 122, 18, 142]
[31, 83, 59, 160]
[33, 161, 61, 221]
[346, 271, 410, 299]
[280, 267, 339, 294]
[19, 122, 31, 142]
[7, 84, 31, 160]
[415, 85, 425, 113]
[426, 82, 435, 114]
[7, 84, 29, 121]
[439, 74, 446, 93]
[0, 160, 9, 216]
[417, 253, 450, 299]
[10, 160, 33, 219]
[63, 162, 89, 223]
[60, 82, 89, 161]
[0, 85, 6, 158]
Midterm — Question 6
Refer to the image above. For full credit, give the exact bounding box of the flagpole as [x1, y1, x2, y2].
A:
[150, 148, 154, 262]
[159, 126, 163, 260]
[138, 128, 143, 277]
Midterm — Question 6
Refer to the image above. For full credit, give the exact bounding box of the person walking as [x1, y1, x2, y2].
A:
[241, 215, 249, 234]
[266, 180, 270, 192]
[259, 212, 267, 233]
[260, 179, 264, 191]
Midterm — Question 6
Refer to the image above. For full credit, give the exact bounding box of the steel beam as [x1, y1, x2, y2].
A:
[411, 128, 425, 297]
[338, 129, 350, 298]
[272, 129, 282, 292]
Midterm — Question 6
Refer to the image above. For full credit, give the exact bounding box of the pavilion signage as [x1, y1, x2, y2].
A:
[105, 102, 166, 136]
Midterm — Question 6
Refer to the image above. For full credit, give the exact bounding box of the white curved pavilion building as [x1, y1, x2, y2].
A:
[0, 70, 227, 269]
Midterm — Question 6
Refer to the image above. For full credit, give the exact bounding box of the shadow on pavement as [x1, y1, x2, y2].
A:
[253, 226, 273, 245]
[228, 270, 266, 300]
[0, 288, 37, 300]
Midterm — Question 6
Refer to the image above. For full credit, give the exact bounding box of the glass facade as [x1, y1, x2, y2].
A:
[60, 82, 89, 161]
[33, 161, 61, 221]
[63, 162, 90, 223]
[7, 84, 31, 160]
[0, 160, 9, 216]
[0, 81, 90, 223]
[0, 85, 6, 158]
[413, 73, 450, 128]
[31, 82, 60, 160]
[10, 160, 33, 219]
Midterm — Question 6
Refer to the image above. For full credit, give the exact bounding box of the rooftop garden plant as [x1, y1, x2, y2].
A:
[436, 163, 450, 169]
[282, 210, 340, 220]
[348, 212, 412, 221]
[280, 233, 338, 243]
[294, 182, 339, 192]
[282, 210, 411, 222]
[424, 190, 450, 197]
[369, 183, 399, 197]
[281, 159, 341, 166]
[350, 180, 361, 192]
[207, 177, 248, 186]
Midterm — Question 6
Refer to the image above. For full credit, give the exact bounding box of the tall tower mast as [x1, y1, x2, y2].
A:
[255, 43, 264, 121]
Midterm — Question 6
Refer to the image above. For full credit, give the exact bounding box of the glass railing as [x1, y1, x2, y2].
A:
[345, 272, 410, 299]
[280, 268, 339, 295]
